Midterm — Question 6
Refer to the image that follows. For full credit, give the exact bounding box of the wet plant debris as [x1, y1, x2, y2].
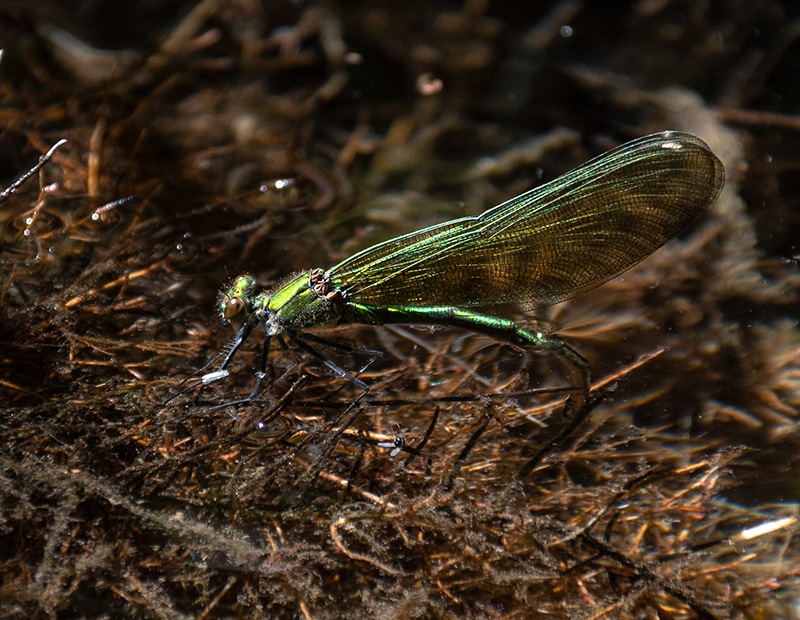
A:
[1, 2, 798, 618]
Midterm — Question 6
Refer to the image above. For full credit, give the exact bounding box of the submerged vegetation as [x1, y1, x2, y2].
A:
[1, 1, 798, 617]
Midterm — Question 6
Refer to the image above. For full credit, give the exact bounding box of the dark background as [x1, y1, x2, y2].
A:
[1, 1, 798, 617]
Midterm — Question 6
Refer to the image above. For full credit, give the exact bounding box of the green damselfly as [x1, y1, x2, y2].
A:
[204, 131, 724, 419]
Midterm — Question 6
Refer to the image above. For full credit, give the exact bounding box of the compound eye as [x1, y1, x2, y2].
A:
[223, 296, 245, 320]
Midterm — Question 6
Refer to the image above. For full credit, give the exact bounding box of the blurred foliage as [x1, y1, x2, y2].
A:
[1, 0, 799, 617]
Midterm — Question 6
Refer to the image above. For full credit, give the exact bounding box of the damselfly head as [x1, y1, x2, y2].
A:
[218, 274, 256, 322]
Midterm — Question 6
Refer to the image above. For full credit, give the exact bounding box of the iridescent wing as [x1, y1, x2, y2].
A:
[329, 132, 724, 312]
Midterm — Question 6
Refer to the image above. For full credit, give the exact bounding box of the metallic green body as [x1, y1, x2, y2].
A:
[265, 274, 338, 333]
[213, 131, 724, 412]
